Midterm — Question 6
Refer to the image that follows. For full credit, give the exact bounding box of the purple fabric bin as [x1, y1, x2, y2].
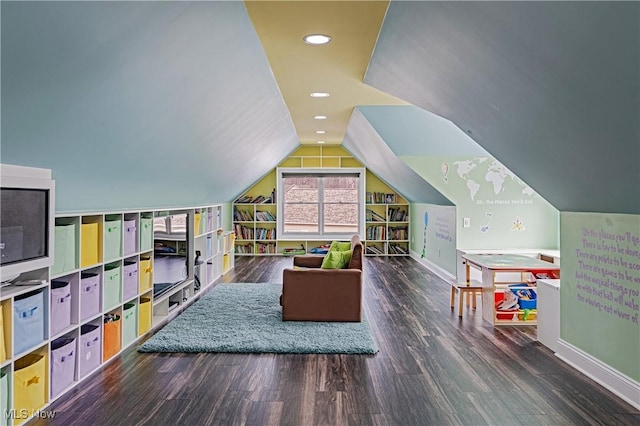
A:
[123, 261, 139, 301]
[50, 337, 76, 398]
[78, 324, 101, 378]
[123, 219, 137, 256]
[50, 280, 72, 336]
[80, 272, 101, 321]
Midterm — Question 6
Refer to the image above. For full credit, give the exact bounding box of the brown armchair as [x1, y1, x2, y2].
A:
[280, 235, 363, 322]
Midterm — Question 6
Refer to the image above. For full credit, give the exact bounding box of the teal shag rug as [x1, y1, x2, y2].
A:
[138, 283, 378, 354]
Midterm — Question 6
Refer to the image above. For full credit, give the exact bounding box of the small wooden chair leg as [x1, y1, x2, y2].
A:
[458, 289, 464, 317]
[450, 286, 456, 309]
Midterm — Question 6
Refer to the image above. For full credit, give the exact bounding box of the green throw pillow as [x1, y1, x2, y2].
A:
[329, 241, 351, 252]
[321, 249, 352, 269]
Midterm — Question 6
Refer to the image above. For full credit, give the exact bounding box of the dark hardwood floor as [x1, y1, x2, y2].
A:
[33, 256, 639, 426]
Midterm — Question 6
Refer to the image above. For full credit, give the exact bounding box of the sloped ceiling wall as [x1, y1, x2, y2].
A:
[343, 108, 452, 205]
[365, 1, 640, 214]
[1, 1, 298, 212]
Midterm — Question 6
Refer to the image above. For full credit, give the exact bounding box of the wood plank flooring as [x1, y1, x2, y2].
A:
[33, 256, 639, 425]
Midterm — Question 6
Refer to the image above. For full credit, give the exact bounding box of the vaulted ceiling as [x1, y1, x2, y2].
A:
[1, 1, 638, 214]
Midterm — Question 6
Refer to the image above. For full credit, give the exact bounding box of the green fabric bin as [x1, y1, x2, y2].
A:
[0, 367, 9, 426]
[103, 263, 121, 310]
[52, 223, 76, 275]
[104, 218, 122, 261]
[122, 303, 138, 347]
[139, 216, 153, 252]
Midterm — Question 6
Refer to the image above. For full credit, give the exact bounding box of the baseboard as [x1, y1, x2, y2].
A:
[556, 339, 640, 410]
[409, 250, 456, 282]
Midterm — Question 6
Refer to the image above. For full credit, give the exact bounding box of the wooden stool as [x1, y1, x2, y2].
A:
[450, 280, 483, 317]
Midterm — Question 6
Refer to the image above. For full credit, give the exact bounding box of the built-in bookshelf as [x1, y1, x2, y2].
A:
[364, 171, 410, 256]
[231, 147, 410, 257]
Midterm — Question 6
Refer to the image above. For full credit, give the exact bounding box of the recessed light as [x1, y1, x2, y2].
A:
[303, 34, 332, 45]
[314, 115, 327, 120]
[315, 130, 326, 134]
[317, 140, 326, 144]
[310, 92, 330, 98]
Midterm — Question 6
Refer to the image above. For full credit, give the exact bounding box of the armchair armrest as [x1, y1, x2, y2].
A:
[293, 255, 324, 268]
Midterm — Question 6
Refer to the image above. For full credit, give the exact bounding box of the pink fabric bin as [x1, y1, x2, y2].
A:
[50, 337, 76, 398]
[78, 324, 101, 378]
[123, 261, 139, 301]
[50, 280, 72, 336]
[80, 272, 101, 321]
[123, 219, 137, 256]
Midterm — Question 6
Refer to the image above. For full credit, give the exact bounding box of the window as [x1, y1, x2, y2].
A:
[277, 168, 365, 240]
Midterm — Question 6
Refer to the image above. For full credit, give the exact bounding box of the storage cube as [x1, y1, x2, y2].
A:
[50, 280, 72, 336]
[0, 368, 8, 426]
[103, 218, 122, 262]
[13, 290, 45, 355]
[123, 219, 137, 256]
[138, 297, 151, 335]
[50, 337, 76, 398]
[80, 272, 101, 321]
[81, 222, 100, 267]
[122, 261, 139, 301]
[139, 217, 153, 252]
[103, 314, 121, 361]
[139, 258, 152, 292]
[13, 353, 46, 415]
[122, 303, 137, 347]
[103, 264, 121, 310]
[78, 324, 101, 378]
[52, 223, 76, 276]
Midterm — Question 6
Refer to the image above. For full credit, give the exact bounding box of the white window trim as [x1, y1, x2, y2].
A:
[276, 167, 365, 241]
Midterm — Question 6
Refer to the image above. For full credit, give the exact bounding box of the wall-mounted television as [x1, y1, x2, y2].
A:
[0, 164, 55, 283]
[152, 211, 191, 299]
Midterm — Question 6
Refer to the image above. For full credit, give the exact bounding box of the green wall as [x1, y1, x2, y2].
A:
[560, 212, 640, 381]
[410, 203, 457, 276]
[402, 156, 559, 250]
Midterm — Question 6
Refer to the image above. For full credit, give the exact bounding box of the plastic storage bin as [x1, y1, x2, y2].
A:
[123, 219, 137, 256]
[14, 353, 46, 415]
[78, 324, 101, 378]
[50, 280, 72, 336]
[509, 284, 537, 310]
[139, 216, 153, 252]
[122, 261, 139, 301]
[138, 297, 152, 335]
[103, 263, 122, 310]
[13, 290, 45, 355]
[80, 272, 101, 321]
[81, 222, 100, 267]
[139, 257, 152, 292]
[103, 314, 121, 361]
[52, 223, 76, 275]
[50, 337, 76, 398]
[122, 303, 138, 347]
[104, 218, 122, 262]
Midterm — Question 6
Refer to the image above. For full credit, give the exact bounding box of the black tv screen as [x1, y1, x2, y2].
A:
[0, 188, 49, 265]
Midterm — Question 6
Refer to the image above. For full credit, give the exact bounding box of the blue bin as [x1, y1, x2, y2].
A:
[13, 290, 45, 355]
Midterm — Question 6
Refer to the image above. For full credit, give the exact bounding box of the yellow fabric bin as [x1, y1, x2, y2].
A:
[81, 223, 100, 267]
[194, 212, 202, 236]
[138, 297, 152, 335]
[0, 306, 5, 363]
[139, 258, 152, 292]
[14, 354, 46, 416]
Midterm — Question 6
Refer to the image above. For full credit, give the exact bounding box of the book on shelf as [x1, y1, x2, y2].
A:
[388, 207, 407, 222]
[366, 209, 386, 222]
[365, 244, 385, 255]
[255, 211, 276, 221]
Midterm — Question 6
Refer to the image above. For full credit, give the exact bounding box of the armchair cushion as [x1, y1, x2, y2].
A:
[320, 249, 352, 269]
